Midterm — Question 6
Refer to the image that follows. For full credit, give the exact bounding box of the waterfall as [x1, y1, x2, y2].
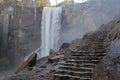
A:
[2, 7, 13, 53]
[3, 14, 9, 50]
[40, 7, 62, 58]
[24, 7, 62, 61]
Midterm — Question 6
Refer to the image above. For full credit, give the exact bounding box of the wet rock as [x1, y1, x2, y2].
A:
[15, 53, 37, 74]
[103, 40, 120, 79]
[108, 23, 120, 41]
[40, 65, 47, 68]
[50, 49, 55, 55]
[93, 40, 120, 80]
[60, 43, 70, 49]
[29, 67, 41, 76]
[48, 55, 64, 63]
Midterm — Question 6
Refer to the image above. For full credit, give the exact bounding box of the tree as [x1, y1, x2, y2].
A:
[4, 0, 17, 6]
[36, 0, 50, 7]
[65, 0, 74, 5]
[0, 0, 4, 4]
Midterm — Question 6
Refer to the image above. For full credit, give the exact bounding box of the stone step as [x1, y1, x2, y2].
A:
[70, 55, 104, 58]
[71, 50, 106, 53]
[59, 65, 92, 72]
[59, 62, 96, 68]
[69, 56, 100, 60]
[71, 53, 106, 57]
[56, 69, 92, 74]
[54, 74, 91, 80]
[56, 69, 93, 77]
[66, 59, 99, 64]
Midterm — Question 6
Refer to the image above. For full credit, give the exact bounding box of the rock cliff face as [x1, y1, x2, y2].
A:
[1, 0, 120, 77]
[7, 13, 120, 80]
[10, 7, 43, 65]
[93, 40, 120, 80]
[0, 15, 3, 54]
[61, 0, 120, 43]
[1, 0, 120, 66]
[92, 19, 120, 80]
[0, 7, 43, 69]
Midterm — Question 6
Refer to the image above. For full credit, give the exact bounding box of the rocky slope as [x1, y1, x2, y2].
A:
[1, 0, 120, 79]
[5, 14, 120, 80]
[1, 0, 120, 69]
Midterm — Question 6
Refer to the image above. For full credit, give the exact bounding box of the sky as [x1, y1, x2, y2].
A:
[50, 0, 88, 5]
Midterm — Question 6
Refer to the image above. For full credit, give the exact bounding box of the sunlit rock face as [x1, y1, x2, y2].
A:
[40, 7, 62, 58]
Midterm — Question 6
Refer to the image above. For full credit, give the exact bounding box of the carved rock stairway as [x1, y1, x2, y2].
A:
[54, 49, 106, 80]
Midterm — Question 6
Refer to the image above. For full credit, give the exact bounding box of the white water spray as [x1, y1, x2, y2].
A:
[3, 14, 9, 49]
[40, 7, 62, 58]
[25, 7, 62, 60]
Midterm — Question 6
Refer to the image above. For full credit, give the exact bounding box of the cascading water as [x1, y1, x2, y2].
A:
[3, 14, 9, 50]
[25, 7, 62, 60]
[2, 7, 13, 53]
[40, 7, 62, 58]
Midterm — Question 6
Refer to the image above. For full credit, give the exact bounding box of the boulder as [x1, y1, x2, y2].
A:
[15, 53, 37, 74]
[60, 43, 70, 49]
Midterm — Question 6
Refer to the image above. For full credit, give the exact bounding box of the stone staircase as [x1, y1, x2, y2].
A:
[54, 49, 106, 80]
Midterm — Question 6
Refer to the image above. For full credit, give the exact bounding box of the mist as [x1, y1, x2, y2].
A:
[0, 0, 120, 79]
[60, 0, 120, 43]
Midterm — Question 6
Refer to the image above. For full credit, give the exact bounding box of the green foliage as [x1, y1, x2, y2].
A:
[4, 0, 16, 6]
[0, 0, 4, 4]
[1, 0, 50, 7]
